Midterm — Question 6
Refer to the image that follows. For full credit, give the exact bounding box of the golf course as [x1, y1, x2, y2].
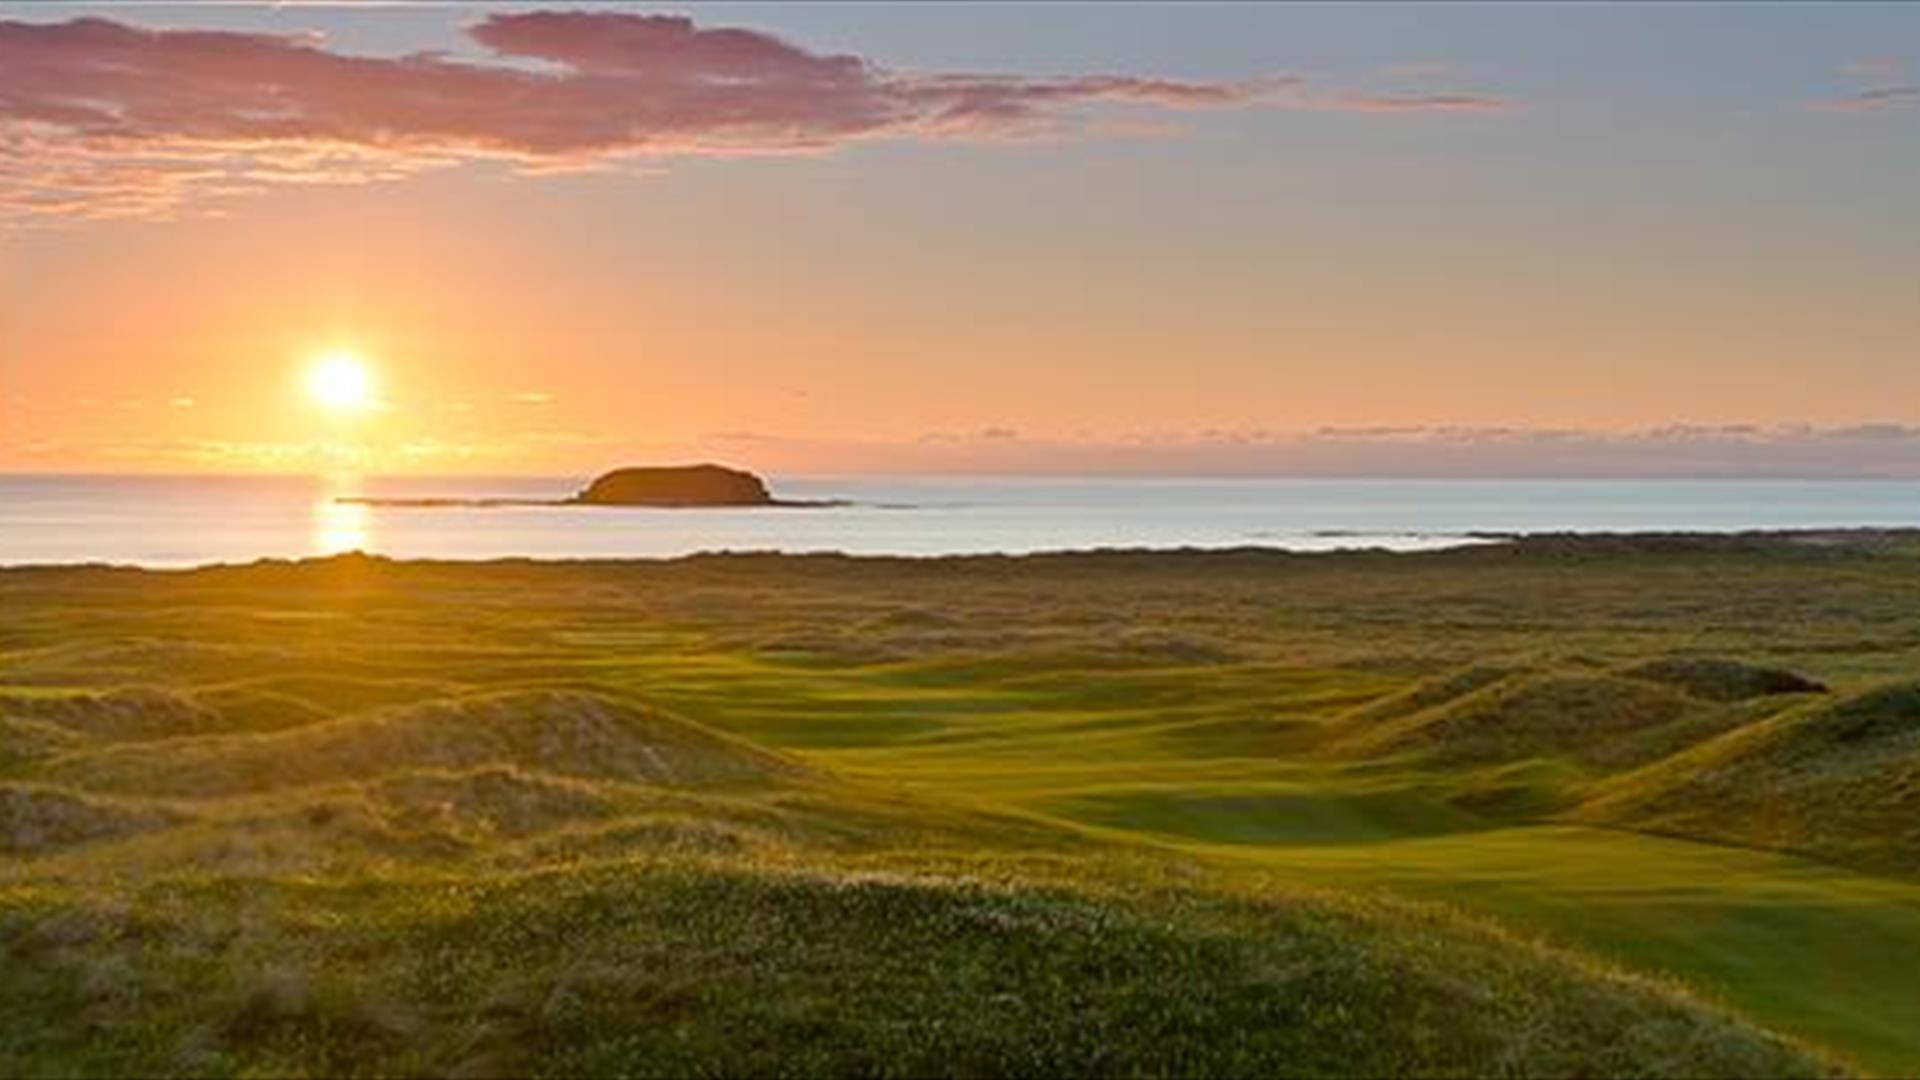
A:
[5, 533, 1919, 1076]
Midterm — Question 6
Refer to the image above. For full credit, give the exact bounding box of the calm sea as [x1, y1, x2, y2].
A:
[0, 474, 1916, 568]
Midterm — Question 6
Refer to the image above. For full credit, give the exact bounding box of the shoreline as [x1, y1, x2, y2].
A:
[3, 526, 1915, 574]
[335, 496, 855, 509]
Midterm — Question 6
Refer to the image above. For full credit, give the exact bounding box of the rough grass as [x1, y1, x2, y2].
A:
[0, 686, 222, 742]
[7, 537, 1920, 1074]
[1574, 681, 1920, 874]
[1623, 657, 1829, 703]
[1327, 673, 1703, 768]
[0, 854, 1832, 1079]
[0, 783, 184, 855]
[43, 690, 809, 799]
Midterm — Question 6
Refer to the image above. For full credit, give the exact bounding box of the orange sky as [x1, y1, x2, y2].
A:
[3, 5, 1917, 476]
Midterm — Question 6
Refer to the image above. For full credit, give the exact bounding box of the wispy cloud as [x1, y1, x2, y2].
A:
[1315, 93, 1510, 114]
[0, 11, 1509, 221]
[1815, 58, 1917, 112]
[706, 424, 1920, 478]
[1817, 85, 1920, 113]
[9, 422, 1917, 476]
[1841, 56, 1904, 78]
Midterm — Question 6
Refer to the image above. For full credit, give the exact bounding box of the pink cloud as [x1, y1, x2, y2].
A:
[1816, 84, 1920, 113]
[697, 424, 1920, 478]
[1815, 58, 1917, 113]
[1318, 93, 1511, 114]
[1840, 57, 1905, 79]
[0, 11, 1507, 221]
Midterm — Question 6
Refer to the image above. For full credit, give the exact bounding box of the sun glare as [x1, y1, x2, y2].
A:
[306, 351, 374, 414]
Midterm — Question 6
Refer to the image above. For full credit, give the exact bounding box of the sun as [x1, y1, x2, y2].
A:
[306, 351, 375, 414]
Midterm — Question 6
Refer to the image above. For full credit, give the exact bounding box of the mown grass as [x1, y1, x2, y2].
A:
[6, 535, 1920, 1075]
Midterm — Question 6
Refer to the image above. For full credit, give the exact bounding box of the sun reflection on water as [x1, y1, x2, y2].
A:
[312, 488, 371, 556]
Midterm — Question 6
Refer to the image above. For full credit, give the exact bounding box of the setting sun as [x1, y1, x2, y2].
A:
[305, 351, 374, 414]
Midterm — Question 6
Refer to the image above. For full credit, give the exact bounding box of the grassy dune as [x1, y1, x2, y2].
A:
[1574, 682, 1920, 873]
[7, 535, 1920, 1075]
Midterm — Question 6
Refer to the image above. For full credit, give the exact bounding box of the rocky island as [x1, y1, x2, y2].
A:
[570, 464, 775, 507]
[340, 463, 844, 509]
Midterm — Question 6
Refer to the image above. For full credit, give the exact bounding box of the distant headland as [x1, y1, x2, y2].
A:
[340, 464, 846, 509]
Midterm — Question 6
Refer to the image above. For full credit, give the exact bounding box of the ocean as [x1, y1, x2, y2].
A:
[0, 473, 1916, 568]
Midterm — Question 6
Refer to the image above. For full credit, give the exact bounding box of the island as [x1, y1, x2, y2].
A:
[569, 464, 775, 507]
[339, 463, 846, 509]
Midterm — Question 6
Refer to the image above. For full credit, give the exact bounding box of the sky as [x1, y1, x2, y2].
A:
[1, 1, 1917, 477]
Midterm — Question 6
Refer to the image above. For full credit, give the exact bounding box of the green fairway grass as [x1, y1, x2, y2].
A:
[7, 535, 1920, 1074]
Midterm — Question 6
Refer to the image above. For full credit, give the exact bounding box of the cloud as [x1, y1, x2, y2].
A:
[1816, 58, 1917, 112]
[1317, 93, 1510, 114]
[1840, 57, 1904, 79]
[0, 11, 1507, 221]
[1818, 84, 1920, 112]
[671, 424, 1920, 478]
[11, 421, 1918, 477]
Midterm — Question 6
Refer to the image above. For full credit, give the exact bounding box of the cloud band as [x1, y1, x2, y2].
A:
[0, 11, 1508, 221]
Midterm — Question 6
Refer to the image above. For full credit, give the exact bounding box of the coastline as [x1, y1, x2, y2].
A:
[6, 474, 1918, 568]
[4, 525, 1916, 574]
[335, 495, 853, 509]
